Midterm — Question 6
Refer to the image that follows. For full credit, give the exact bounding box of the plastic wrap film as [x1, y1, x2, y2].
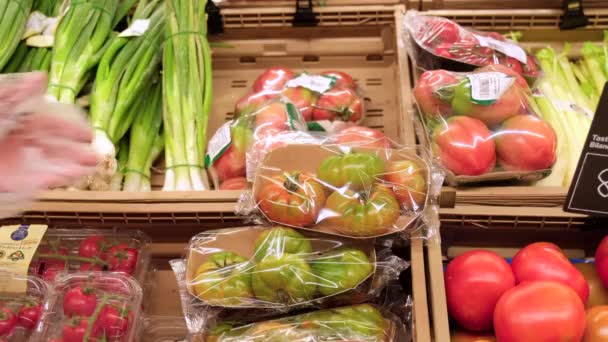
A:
[403, 11, 541, 86]
[142, 316, 188, 341]
[0, 72, 95, 218]
[29, 229, 151, 285]
[206, 67, 367, 190]
[0, 271, 50, 341]
[239, 139, 431, 238]
[410, 65, 558, 186]
[34, 272, 143, 342]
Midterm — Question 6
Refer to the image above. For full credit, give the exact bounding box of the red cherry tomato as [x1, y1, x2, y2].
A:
[63, 318, 96, 342]
[106, 244, 138, 275]
[63, 286, 98, 317]
[445, 250, 515, 331]
[78, 235, 106, 258]
[595, 236, 608, 289]
[252, 67, 295, 92]
[494, 281, 586, 342]
[94, 304, 131, 339]
[17, 302, 41, 330]
[0, 308, 16, 336]
[79, 263, 103, 271]
[512, 242, 589, 303]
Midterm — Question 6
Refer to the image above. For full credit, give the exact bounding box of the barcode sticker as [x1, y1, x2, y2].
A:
[466, 72, 515, 105]
[286, 74, 336, 94]
[474, 34, 528, 64]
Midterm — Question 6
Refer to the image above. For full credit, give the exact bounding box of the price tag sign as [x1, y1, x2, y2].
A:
[565, 84, 608, 216]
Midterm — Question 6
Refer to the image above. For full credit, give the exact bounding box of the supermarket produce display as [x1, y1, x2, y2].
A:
[1, 1, 608, 341]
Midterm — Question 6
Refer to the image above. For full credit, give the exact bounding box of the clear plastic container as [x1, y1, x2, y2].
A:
[142, 316, 188, 342]
[29, 229, 151, 284]
[35, 272, 143, 342]
[0, 271, 49, 341]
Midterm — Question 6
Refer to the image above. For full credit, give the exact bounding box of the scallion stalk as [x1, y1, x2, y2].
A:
[0, 0, 34, 70]
[162, 0, 212, 191]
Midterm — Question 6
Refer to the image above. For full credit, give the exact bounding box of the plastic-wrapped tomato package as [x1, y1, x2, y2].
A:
[35, 272, 142, 341]
[29, 229, 151, 284]
[412, 66, 557, 185]
[202, 304, 404, 342]
[238, 67, 364, 129]
[175, 226, 406, 316]
[0, 272, 49, 341]
[206, 98, 308, 189]
[404, 11, 541, 85]
[242, 141, 429, 238]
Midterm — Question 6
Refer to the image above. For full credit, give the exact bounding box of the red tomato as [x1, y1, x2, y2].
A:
[419, 18, 460, 46]
[413, 70, 459, 116]
[17, 303, 41, 330]
[312, 88, 363, 123]
[106, 244, 138, 274]
[445, 250, 515, 331]
[321, 70, 356, 90]
[583, 305, 608, 342]
[431, 116, 496, 176]
[78, 235, 106, 258]
[212, 144, 247, 183]
[63, 318, 97, 342]
[219, 177, 249, 190]
[252, 67, 295, 92]
[494, 281, 585, 342]
[256, 172, 326, 227]
[433, 43, 455, 58]
[234, 90, 275, 117]
[254, 102, 291, 135]
[495, 115, 557, 172]
[63, 286, 98, 317]
[41, 262, 65, 281]
[32, 245, 68, 278]
[332, 126, 390, 149]
[281, 87, 318, 122]
[383, 160, 427, 211]
[0, 308, 16, 336]
[512, 242, 589, 303]
[523, 56, 541, 79]
[94, 304, 131, 339]
[595, 236, 608, 289]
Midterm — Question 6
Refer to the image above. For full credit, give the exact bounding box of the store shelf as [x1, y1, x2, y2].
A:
[417, 1, 608, 11]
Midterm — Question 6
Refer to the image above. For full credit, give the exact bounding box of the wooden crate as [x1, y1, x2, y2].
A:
[145, 229, 432, 341]
[427, 206, 600, 341]
[406, 8, 608, 207]
[2, 4, 418, 226]
[415, 0, 608, 10]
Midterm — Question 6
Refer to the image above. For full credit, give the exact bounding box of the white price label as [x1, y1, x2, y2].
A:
[205, 122, 232, 167]
[466, 72, 515, 103]
[118, 19, 150, 37]
[474, 34, 528, 64]
[286, 74, 336, 94]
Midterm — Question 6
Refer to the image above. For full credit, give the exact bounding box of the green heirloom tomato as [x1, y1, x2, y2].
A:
[311, 248, 373, 296]
[333, 304, 389, 338]
[317, 152, 385, 190]
[251, 254, 317, 305]
[253, 226, 313, 262]
[322, 185, 400, 237]
[193, 251, 254, 306]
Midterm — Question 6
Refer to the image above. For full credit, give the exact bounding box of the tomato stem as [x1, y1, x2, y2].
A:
[36, 253, 110, 267]
[84, 297, 108, 341]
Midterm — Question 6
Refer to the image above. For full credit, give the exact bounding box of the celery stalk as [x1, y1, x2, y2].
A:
[48, 0, 118, 103]
[162, 0, 211, 191]
[581, 42, 607, 105]
[0, 0, 34, 70]
[123, 83, 164, 192]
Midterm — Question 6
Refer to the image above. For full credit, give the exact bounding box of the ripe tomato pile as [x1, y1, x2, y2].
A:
[445, 237, 608, 341]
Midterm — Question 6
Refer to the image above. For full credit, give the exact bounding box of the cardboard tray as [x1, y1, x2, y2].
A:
[252, 144, 429, 238]
[2, 5, 415, 226]
[185, 226, 377, 309]
[427, 205, 601, 341]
